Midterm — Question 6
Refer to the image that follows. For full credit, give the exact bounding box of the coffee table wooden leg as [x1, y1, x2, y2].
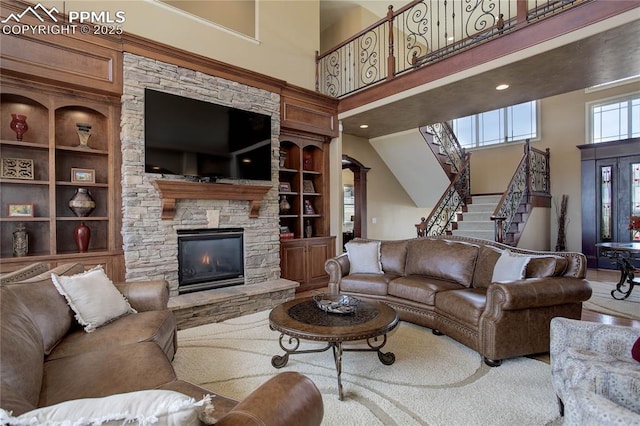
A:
[332, 342, 344, 400]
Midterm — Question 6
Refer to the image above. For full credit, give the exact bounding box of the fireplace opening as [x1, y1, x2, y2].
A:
[177, 228, 244, 294]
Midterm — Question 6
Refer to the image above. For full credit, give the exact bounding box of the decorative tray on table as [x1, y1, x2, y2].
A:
[312, 293, 360, 314]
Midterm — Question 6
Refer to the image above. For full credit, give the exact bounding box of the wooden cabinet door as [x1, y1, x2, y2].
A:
[280, 240, 306, 283]
[307, 238, 334, 284]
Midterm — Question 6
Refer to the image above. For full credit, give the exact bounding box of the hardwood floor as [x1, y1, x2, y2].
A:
[297, 268, 639, 328]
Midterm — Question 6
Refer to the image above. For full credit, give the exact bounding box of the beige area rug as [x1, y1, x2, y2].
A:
[584, 280, 640, 320]
[173, 310, 560, 426]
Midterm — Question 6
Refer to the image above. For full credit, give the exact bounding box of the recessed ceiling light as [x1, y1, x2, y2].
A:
[359, 124, 369, 129]
[496, 84, 509, 91]
[447, 36, 454, 41]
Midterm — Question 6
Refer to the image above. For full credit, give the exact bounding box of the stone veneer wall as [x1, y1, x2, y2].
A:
[121, 53, 281, 294]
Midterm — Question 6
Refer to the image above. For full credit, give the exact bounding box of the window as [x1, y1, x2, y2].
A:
[451, 101, 538, 148]
[589, 93, 640, 143]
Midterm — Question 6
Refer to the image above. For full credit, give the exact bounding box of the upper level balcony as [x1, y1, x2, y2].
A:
[317, 0, 639, 139]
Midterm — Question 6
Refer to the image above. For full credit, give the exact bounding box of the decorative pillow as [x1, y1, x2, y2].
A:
[632, 336, 640, 362]
[0, 390, 213, 426]
[491, 249, 531, 283]
[346, 240, 383, 274]
[51, 265, 136, 332]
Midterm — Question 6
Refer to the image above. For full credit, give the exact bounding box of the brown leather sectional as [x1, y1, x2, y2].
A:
[0, 263, 323, 425]
[325, 236, 592, 366]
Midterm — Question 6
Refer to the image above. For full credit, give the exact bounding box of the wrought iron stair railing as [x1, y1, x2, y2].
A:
[416, 121, 468, 237]
[491, 141, 550, 244]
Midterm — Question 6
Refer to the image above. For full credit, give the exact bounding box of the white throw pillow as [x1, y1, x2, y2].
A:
[346, 240, 383, 274]
[491, 249, 531, 283]
[51, 265, 136, 332]
[0, 390, 212, 426]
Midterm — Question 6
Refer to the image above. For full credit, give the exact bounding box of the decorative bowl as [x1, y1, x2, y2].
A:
[312, 293, 360, 314]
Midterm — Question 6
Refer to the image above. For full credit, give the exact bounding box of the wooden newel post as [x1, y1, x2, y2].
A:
[387, 5, 395, 80]
[491, 216, 507, 243]
[315, 50, 320, 92]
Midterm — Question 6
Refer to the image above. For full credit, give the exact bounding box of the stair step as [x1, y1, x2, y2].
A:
[455, 221, 495, 231]
[470, 195, 502, 204]
[459, 212, 494, 222]
[451, 230, 495, 240]
[465, 203, 497, 213]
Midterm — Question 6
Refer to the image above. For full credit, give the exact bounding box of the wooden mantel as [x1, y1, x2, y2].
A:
[153, 180, 271, 220]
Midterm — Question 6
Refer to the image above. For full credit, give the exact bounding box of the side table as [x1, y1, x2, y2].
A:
[595, 242, 640, 300]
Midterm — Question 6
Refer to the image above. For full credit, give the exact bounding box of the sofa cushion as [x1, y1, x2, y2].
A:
[0, 288, 44, 415]
[380, 240, 409, 275]
[340, 273, 398, 296]
[472, 246, 502, 288]
[1, 390, 208, 426]
[345, 240, 383, 274]
[47, 310, 177, 361]
[52, 265, 136, 332]
[492, 249, 531, 283]
[404, 239, 479, 287]
[435, 288, 487, 328]
[526, 256, 568, 278]
[39, 342, 177, 407]
[388, 275, 463, 305]
[4, 263, 84, 355]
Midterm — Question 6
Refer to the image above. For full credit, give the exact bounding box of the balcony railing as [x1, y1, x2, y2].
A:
[317, 0, 590, 98]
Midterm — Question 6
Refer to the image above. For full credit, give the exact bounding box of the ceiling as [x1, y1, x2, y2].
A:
[319, 2, 640, 139]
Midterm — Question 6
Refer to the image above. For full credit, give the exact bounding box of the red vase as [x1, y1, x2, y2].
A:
[74, 222, 91, 253]
[10, 114, 28, 141]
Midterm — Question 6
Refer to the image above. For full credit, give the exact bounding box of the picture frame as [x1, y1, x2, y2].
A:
[71, 168, 95, 183]
[280, 225, 290, 234]
[303, 180, 315, 193]
[279, 182, 291, 192]
[7, 203, 34, 217]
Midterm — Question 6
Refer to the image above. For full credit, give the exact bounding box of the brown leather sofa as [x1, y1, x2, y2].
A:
[325, 236, 592, 366]
[0, 262, 323, 425]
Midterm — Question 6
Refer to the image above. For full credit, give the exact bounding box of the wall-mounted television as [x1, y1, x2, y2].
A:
[144, 89, 272, 182]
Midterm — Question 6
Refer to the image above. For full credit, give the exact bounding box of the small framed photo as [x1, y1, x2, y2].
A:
[8, 203, 34, 217]
[303, 180, 315, 193]
[279, 182, 291, 192]
[71, 168, 95, 183]
[280, 225, 290, 234]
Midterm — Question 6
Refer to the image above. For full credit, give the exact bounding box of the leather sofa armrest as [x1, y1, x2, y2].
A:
[114, 280, 170, 311]
[325, 253, 350, 294]
[217, 372, 323, 426]
[487, 277, 592, 311]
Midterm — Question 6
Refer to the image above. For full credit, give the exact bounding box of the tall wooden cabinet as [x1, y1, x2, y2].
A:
[0, 3, 124, 279]
[278, 87, 338, 292]
[0, 81, 123, 278]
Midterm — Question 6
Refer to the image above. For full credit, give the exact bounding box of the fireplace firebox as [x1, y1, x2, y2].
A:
[177, 228, 244, 294]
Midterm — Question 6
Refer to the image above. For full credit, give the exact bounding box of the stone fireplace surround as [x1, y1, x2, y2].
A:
[120, 53, 296, 328]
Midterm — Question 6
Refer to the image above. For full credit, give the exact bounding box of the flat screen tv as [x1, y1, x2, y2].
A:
[144, 89, 272, 181]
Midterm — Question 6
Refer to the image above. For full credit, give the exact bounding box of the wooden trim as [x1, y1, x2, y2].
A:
[152, 180, 271, 220]
[281, 86, 339, 137]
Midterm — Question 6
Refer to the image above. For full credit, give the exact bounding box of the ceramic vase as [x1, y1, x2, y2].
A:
[305, 220, 313, 238]
[74, 222, 90, 253]
[279, 195, 291, 214]
[12, 222, 28, 257]
[68, 188, 96, 217]
[76, 123, 92, 149]
[10, 114, 28, 141]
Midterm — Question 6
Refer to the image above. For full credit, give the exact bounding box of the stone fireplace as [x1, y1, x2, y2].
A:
[120, 52, 283, 298]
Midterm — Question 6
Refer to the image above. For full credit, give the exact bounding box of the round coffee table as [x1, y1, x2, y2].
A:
[269, 297, 398, 400]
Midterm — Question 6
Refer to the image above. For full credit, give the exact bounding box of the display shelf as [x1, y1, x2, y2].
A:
[0, 81, 121, 272]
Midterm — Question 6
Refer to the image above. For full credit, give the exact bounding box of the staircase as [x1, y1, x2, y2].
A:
[418, 123, 550, 246]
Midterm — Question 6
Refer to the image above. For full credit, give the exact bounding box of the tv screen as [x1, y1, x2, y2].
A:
[144, 89, 272, 181]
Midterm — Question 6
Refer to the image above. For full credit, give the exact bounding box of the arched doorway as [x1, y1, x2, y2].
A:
[342, 155, 370, 247]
